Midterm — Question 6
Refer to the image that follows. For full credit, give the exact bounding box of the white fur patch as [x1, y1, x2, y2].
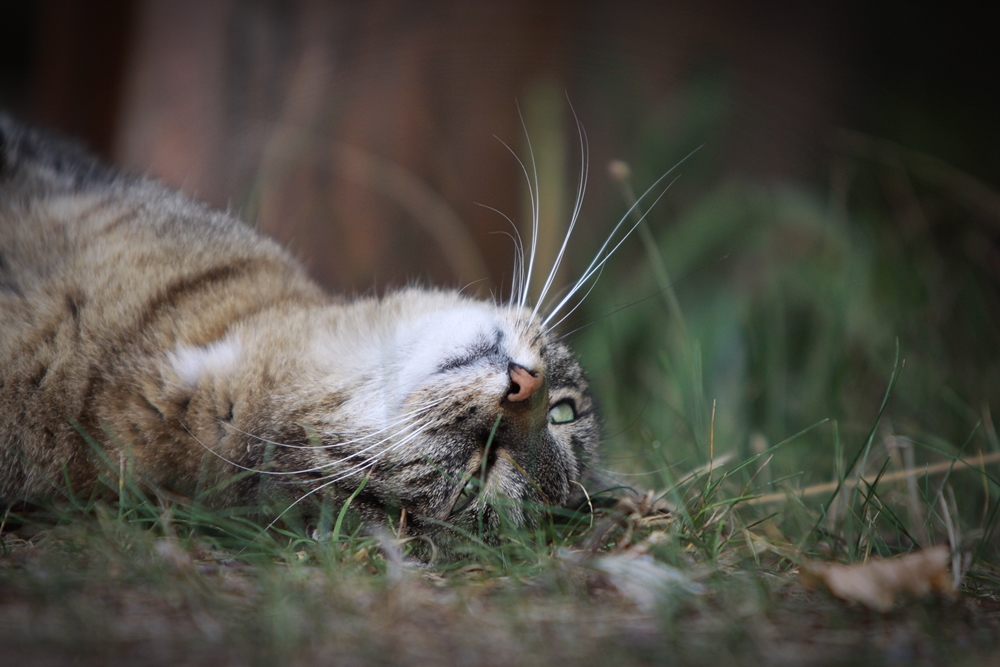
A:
[391, 305, 540, 402]
[305, 298, 544, 431]
[169, 337, 242, 387]
[394, 306, 498, 391]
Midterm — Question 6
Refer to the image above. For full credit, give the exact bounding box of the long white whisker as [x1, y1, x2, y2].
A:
[252, 415, 425, 538]
[257, 478, 342, 537]
[531, 99, 589, 320]
[542, 176, 679, 327]
[457, 277, 490, 298]
[180, 422, 325, 477]
[222, 398, 445, 452]
[182, 422, 257, 472]
[491, 232, 522, 310]
[569, 159, 687, 289]
[569, 178, 676, 290]
[184, 415, 432, 478]
[251, 420, 434, 544]
[515, 101, 541, 309]
[476, 202, 526, 309]
[492, 133, 537, 309]
[547, 145, 701, 324]
[301, 415, 437, 471]
[535, 273, 578, 319]
[304, 421, 435, 486]
[543, 264, 604, 333]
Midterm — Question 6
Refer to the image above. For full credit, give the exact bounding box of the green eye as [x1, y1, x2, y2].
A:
[548, 401, 576, 424]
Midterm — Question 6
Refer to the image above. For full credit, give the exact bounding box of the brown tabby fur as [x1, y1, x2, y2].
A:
[0, 116, 599, 539]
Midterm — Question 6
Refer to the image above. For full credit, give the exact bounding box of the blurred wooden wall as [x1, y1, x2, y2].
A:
[15, 0, 848, 296]
[10, 0, 136, 157]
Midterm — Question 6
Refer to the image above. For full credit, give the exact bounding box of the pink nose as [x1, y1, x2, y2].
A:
[507, 365, 542, 402]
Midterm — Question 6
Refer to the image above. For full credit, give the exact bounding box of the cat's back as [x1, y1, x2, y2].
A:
[0, 116, 329, 500]
[0, 115, 328, 348]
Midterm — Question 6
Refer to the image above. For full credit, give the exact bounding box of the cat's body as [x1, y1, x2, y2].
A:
[0, 117, 599, 537]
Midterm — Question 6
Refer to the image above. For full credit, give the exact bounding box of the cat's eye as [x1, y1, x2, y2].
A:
[548, 401, 576, 424]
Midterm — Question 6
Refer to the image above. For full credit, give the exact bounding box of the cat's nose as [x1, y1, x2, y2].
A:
[507, 363, 542, 402]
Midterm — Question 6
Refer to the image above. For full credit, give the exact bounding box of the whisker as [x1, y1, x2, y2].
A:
[303, 421, 438, 486]
[242, 411, 455, 546]
[542, 173, 682, 328]
[584, 464, 633, 481]
[255, 473, 350, 541]
[596, 466, 672, 477]
[493, 130, 538, 309]
[249, 419, 423, 539]
[477, 202, 526, 308]
[551, 174, 675, 314]
[473, 204, 524, 290]
[280, 415, 436, 476]
[315, 419, 436, 471]
[531, 97, 589, 320]
[542, 264, 604, 333]
[181, 422, 282, 476]
[542, 145, 701, 327]
[487, 229, 523, 305]
[222, 398, 445, 452]
[457, 276, 490, 297]
[551, 254, 731, 342]
[183, 415, 432, 479]
[533, 275, 577, 321]
[516, 101, 542, 310]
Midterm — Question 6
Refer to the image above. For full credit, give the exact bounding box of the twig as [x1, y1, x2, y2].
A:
[745, 451, 1000, 506]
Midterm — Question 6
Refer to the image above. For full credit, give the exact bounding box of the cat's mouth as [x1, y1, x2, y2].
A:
[449, 478, 479, 516]
[446, 445, 501, 517]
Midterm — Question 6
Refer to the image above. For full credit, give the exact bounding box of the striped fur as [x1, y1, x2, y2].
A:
[0, 116, 599, 538]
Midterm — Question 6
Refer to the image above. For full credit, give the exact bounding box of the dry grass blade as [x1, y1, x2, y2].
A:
[745, 451, 1000, 506]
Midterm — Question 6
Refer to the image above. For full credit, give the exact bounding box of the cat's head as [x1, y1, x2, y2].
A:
[161, 288, 599, 538]
[349, 288, 600, 535]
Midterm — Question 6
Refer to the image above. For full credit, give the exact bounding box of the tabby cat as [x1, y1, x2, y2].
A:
[0, 115, 659, 539]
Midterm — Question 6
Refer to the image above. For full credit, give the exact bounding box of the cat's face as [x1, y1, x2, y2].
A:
[301, 289, 599, 535]
[171, 288, 598, 537]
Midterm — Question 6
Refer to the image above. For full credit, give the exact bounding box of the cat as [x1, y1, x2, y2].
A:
[0, 114, 665, 541]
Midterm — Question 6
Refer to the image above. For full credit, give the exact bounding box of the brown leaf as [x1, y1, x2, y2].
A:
[801, 545, 954, 612]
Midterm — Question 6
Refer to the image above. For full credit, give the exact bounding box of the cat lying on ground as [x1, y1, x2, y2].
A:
[0, 116, 663, 540]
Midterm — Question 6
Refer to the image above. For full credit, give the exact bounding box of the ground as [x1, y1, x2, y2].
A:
[2, 500, 999, 667]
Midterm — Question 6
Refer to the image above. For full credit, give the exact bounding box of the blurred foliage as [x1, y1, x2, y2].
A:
[569, 69, 1000, 561]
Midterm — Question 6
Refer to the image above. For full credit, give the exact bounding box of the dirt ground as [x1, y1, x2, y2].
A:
[2, 531, 999, 667]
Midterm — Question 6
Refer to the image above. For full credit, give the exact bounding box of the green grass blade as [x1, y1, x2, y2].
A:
[332, 475, 369, 545]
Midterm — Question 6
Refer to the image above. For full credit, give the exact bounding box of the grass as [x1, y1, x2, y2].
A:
[3, 433, 999, 666]
[5, 99, 1000, 665]
[3, 359, 1000, 666]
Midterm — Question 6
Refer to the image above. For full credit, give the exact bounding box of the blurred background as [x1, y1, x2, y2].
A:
[3, 0, 1000, 535]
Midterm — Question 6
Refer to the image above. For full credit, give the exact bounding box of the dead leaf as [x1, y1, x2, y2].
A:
[801, 545, 955, 612]
[591, 552, 704, 612]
